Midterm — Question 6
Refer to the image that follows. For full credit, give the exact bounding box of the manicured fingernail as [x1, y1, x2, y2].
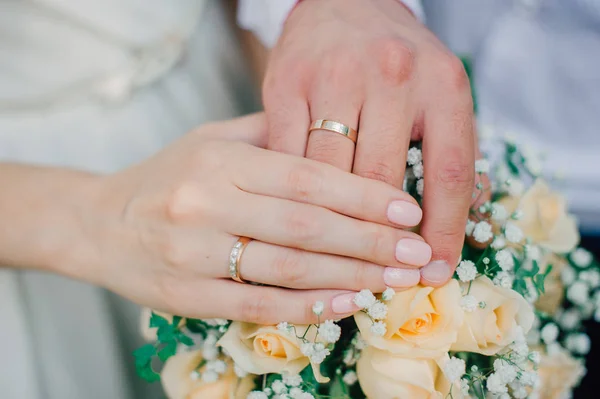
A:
[332, 293, 359, 314]
[395, 239, 432, 266]
[387, 200, 422, 226]
[421, 260, 452, 284]
[384, 267, 421, 287]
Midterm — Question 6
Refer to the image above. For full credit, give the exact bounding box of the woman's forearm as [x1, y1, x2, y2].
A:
[0, 163, 100, 279]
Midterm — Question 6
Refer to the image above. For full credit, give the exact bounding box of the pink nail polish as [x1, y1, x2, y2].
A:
[387, 201, 422, 226]
[421, 260, 452, 284]
[331, 292, 360, 314]
[395, 239, 432, 266]
[383, 267, 421, 287]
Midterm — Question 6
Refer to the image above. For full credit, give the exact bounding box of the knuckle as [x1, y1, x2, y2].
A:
[434, 51, 470, 92]
[357, 160, 398, 186]
[371, 37, 415, 85]
[159, 231, 192, 270]
[240, 293, 275, 324]
[264, 57, 313, 101]
[272, 249, 309, 287]
[285, 162, 324, 202]
[318, 49, 363, 88]
[364, 226, 389, 261]
[428, 224, 465, 260]
[435, 158, 474, 194]
[165, 183, 208, 223]
[284, 207, 322, 243]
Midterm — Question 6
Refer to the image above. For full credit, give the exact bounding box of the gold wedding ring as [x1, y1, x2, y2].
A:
[229, 237, 253, 284]
[309, 119, 358, 143]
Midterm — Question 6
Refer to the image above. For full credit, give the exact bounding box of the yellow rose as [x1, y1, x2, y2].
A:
[218, 322, 328, 383]
[532, 348, 586, 399]
[160, 350, 254, 399]
[451, 277, 534, 355]
[139, 308, 185, 342]
[498, 179, 579, 253]
[357, 347, 464, 399]
[355, 280, 463, 358]
[534, 254, 567, 315]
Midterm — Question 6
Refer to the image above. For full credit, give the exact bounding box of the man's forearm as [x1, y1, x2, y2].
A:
[0, 163, 99, 279]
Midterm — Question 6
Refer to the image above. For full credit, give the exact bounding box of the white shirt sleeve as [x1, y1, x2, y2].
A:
[237, 0, 425, 48]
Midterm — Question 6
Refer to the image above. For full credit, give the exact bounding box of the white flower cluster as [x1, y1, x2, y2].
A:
[406, 148, 424, 196]
[485, 327, 539, 397]
[354, 289, 389, 337]
[246, 373, 316, 399]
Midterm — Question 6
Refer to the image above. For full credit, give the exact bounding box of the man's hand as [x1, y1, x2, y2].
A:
[263, 0, 476, 286]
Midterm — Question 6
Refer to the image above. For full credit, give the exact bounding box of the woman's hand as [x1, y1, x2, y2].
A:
[83, 114, 430, 324]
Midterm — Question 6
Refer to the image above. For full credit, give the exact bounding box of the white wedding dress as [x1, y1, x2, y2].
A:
[0, 1, 257, 398]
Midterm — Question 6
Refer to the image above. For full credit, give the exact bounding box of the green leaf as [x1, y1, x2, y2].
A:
[137, 365, 161, 383]
[172, 316, 183, 327]
[157, 325, 176, 342]
[158, 340, 177, 362]
[178, 333, 195, 347]
[329, 373, 350, 398]
[133, 344, 156, 366]
[149, 312, 169, 328]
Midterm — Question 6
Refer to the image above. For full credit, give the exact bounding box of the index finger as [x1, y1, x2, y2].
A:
[419, 64, 475, 286]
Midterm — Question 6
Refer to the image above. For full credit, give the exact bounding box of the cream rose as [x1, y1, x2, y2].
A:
[355, 280, 463, 358]
[161, 350, 254, 399]
[218, 322, 328, 383]
[498, 179, 579, 253]
[532, 348, 586, 399]
[451, 277, 534, 355]
[357, 347, 464, 399]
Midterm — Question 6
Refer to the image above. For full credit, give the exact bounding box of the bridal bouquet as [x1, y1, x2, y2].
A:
[135, 134, 597, 398]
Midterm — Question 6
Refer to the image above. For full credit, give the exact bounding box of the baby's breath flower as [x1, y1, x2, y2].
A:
[272, 380, 287, 394]
[473, 221, 493, 243]
[465, 219, 476, 236]
[312, 301, 324, 316]
[354, 289, 377, 309]
[565, 333, 591, 355]
[456, 260, 477, 282]
[504, 222, 524, 243]
[495, 249, 514, 271]
[343, 371, 358, 386]
[443, 356, 466, 383]
[318, 320, 342, 344]
[559, 308, 581, 330]
[282, 373, 303, 387]
[475, 159, 490, 174]
[190, 370, 200, 380]
[561, 266, 577, 286]
[493, 271, 514, 289]
[506, 179, 525, 197]
[580, 269, 600, 288]
[370, 321, 387, 337]
[567, 281, 590, 305]
[416, 179, 424, 196]
[367, 301, 388, 320]
[460, 295, 478, 312]
[541, 323, 559, 344]
[491, 236, 506, 249]
[487, 372, 508, 394]
[309, 343, 330, 364]
[524, 245, 541, 261]
[277, 322, 290, 332]
[407, 147, 422, 165]
[483, 257, 490, 265]
[491, 202, 508, 221]
[493, 358, 518, 384]
[382, 287, 395, 301]
[571, 248, 593, 267]
[528, 351, 541, 365]
[412, 163, 424, 179]
[247, 392, 269, 399]
[206, 359, 227, 374]
[201, 369, 219, 383]
[460, 378, 470, 396]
